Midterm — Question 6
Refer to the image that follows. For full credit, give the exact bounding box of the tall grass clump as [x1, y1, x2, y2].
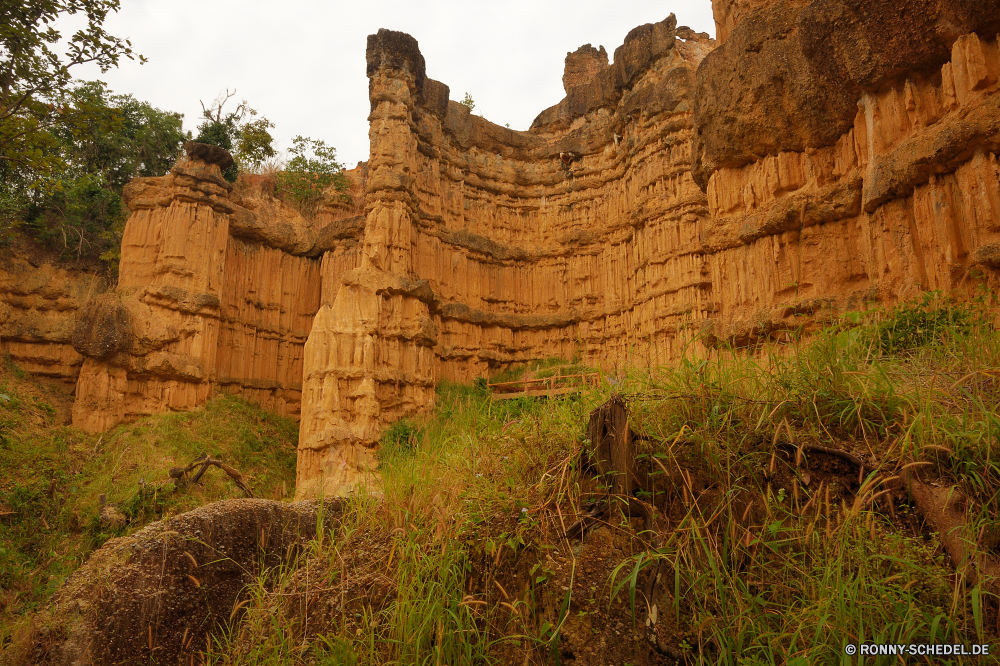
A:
[606, 292, 1000, 663]
[205, 295, 999, 663]
[35, 293, 1000, 665]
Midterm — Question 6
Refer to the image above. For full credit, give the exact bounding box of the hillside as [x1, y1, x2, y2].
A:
[4, 296, 998, 665]
[0, 361, 298, 643]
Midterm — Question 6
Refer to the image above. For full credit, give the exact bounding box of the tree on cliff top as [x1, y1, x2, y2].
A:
[0, 0, 142, 184]
[13, 81, 187, 269]
[276, 136, 350, 216]
[194, 90, 276, 182]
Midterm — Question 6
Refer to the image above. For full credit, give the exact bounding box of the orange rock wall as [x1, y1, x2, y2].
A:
[712, 0, 794, 44]
[697, 11, 1000, 347]
[72, 163, 233, 432]
[296, 6, 1000, 497]
[215, 237, 322, 417]
[72, 152, 362, 433]
[296, 20, 717, 497]
[59, 5, 1000, 499]
[0, 256, 105, 381]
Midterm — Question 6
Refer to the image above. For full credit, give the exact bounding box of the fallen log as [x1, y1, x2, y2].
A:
[169, 455, 255, 498]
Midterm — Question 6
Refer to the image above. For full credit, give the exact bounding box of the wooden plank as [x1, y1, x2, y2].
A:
[491, 387, 578, 400]
[487, 372, 600, 400]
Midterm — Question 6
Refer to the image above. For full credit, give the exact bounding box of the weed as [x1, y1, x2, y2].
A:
[0, 365, 297, 631]
[222, 297, 998, 663]
[7, 296, 1000, 664]
[872, 291, 973, 354]
[378, 418, 421, 462]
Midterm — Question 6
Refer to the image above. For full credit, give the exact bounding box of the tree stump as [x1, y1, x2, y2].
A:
[586, 395, 648, 496]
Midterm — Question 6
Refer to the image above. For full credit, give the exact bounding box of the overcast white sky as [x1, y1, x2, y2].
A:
[70, 1, 715, 167]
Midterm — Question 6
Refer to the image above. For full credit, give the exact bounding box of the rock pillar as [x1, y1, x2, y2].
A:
[71, 143, 234, 432]
[295, 30, 438, 498]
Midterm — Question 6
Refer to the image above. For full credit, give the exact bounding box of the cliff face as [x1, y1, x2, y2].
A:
[297, 19, 716, 497]
[0, 252, 106, 383]
[297, 1, 1000, 497]
[694, 0, 1000, 345]
[59, 1, 1000, 499]
[71, 144, 364, 433]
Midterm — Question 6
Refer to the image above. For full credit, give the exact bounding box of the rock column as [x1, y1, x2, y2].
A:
[71, 143, 233, 432]
[296, 30, 438, 498]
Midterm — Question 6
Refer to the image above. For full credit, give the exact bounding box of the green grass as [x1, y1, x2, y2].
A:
[202, 293, 1000, 665]
[5, 292, 1000, 665]
[0, 364, 298, 634]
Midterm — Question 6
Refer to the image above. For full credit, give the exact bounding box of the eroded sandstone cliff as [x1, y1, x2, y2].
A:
[71, 143, 364, 433]
[297, 1, 1000, 497]
[296, 18, 716, 497]
[0, 250, 106, 384]
[695, 0, 1000, 345]
[65, 1, 1000, 500]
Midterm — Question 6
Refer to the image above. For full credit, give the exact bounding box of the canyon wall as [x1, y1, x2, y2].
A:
[297, 2, 1000, 497]
[0, 252, 106, 383]
[58, 1, 1000, 499]
[694, 0, 1000, 346]
[296, 19, 717, 497]
[71, 143, 364, 433]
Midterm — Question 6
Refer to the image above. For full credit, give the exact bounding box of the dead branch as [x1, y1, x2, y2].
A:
[900, 468, 1000, 590]
[779, 438, 998, 589]
[200, 89, 237, 124]
[169, 455, 254, 498]
[777, 441, 869, 473]
[564, 501, 609, 540]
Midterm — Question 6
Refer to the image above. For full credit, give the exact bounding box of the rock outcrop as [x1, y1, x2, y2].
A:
[64, 2, 1000, 500]
[296, 20, 716, 497]
[694, 0, 1000, 345]
[71, 143, 364, 433]
[0, 255, 106, 383]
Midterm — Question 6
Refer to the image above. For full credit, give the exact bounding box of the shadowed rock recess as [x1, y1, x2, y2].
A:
[66, 2, 1000, 499]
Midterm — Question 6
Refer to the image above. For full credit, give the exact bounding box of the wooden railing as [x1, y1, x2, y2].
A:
[487, 372, 601, 400]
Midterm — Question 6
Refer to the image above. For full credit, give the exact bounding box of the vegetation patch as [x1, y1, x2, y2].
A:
[0, 361, 298, 638]
[161, 295, 999, 665]
[4, 295, 1000, 665]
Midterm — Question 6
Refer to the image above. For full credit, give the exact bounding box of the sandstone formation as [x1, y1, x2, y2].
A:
[695, 0, 1000, 344]
[71, 143, 364, 433]
[65, 2, 1000, 500]
[296, 19, 716, 497]
[0, 254, 106, 383]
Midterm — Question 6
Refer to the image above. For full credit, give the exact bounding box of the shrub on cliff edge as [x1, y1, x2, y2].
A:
[275, 135, 350, 216]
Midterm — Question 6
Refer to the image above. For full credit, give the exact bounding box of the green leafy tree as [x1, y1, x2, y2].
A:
[194, 90, 276, 182]
[275, 136, 350, 215]
[54, 81, 186, 189]
[236, 116, 277, 172]
[0, 0, 143, 184]
[460, 92, 475, 111]
[11, 82, 187, 268]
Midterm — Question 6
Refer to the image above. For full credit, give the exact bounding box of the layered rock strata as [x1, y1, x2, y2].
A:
[0, 255, 105, 382]
[297, 20, 717, 497]
[64, 2, 1000, 499]
[71, 144, 364, 432]
[694, 0, 1000, 345]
